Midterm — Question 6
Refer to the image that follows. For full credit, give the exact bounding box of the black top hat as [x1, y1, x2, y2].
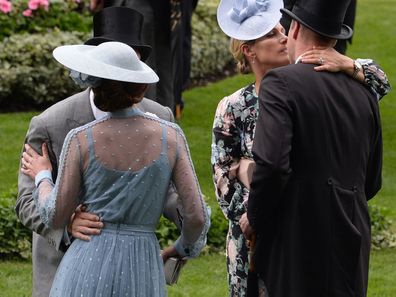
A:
[281, 0, 353, 40]
[85, 7, 152, 61]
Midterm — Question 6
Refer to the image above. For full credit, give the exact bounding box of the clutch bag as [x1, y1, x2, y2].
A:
[237, 158, 255, 189]
[163, 257, 187, 285]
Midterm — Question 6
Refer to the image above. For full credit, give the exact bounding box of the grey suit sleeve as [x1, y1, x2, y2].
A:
[162, 107, 181, 228]
[15, 115, 65, 251]
[162, 183, 183, 230]
[166, 106, 175, 122]
[137, 98, 182, 227]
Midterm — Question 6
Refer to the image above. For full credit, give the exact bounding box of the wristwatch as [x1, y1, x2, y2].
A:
[352, 60, 362, 79]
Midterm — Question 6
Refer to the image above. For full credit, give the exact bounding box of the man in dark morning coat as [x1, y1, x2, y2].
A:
[246, 0, 382, 296]
[16, 7, 182, 297]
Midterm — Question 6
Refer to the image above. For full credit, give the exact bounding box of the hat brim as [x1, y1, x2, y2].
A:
[53, 44, 159, 84]
[84, 37, 152, 62]
[217, 0, 283, 40]
[281, 8, 353, 40]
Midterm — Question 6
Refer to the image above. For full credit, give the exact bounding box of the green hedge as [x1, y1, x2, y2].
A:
[0, 0, 233, 110]
[0, 186, 227, 259]
[0, 188, 31, 260]
[370, 204, 396, 249]
[0, 0, 91, 40]
[0, 31, 89, 110]
[190, 0, 233, 83]
[1, 184, 394, 260]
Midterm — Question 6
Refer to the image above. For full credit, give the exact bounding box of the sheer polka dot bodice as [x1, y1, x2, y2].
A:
[35, 107, 208, 256]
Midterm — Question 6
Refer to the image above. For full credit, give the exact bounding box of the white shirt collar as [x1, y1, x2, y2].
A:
[294, 53, 305, 64]
[89, 89, 109, 120]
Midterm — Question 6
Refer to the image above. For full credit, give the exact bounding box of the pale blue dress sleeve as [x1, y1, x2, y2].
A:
[171, 126, 210, 258]
[33, 129, 83, 229]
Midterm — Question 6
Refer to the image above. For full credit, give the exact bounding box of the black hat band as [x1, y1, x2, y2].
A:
[293, 4, 343, 37]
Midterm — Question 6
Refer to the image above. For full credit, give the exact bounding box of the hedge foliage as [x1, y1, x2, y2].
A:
[156, 203, 228, 252]
[190, 0, 233, 83]
[0, 30, 90, 110]
[0, 188, 31, 259]
[1, 183, 394, 259]
[0, 0, 92, 40]
[0, 186, 227, 259]
[370, 204, 396, 249]
[0, 0, 233, 110]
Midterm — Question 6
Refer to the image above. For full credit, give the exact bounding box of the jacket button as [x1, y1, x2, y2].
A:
[353, 186, 358, 192]
[327, 178, 332, 185]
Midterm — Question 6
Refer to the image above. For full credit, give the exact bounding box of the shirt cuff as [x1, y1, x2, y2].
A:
[62, 227, 72, 246]
[35, 170, 53, 187]
[173, 237, 188, 258]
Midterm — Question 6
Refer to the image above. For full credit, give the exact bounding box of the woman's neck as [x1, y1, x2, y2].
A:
[254, 69, 269, 95]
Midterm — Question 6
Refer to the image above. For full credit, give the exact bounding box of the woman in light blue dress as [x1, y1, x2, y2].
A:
[21, 41, 209, 297]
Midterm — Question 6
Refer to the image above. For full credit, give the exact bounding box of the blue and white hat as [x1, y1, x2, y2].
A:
[217, 0, 283, 41]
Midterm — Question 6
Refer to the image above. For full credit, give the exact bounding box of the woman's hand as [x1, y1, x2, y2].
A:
[21, 143, 52, 179]
[162, 245, 180, 263]
[239, 213, 254, 241]
[300, 46, 354, 74]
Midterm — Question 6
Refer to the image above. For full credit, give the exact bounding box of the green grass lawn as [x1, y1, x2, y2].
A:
[350, 0, 396, 222]
[0, 0, 395, 295]
[0, 112, 36, 193]
[1, 249, 394, 297]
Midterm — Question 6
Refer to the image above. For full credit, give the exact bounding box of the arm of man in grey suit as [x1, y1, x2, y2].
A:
[144, 105, 185, 229]
[16, 115, 66, 250]
[126, 102, 183, 227]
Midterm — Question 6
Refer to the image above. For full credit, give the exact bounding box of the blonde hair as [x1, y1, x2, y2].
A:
[229, 38, 254, 74]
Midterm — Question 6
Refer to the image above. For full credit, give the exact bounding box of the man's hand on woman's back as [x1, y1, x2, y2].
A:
[68, 205, 104, 241]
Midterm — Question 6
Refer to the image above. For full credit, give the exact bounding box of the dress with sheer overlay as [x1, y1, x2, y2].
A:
[33, 107, 209, 297]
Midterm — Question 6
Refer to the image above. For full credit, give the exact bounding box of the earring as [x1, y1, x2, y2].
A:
[251, 58, 255, 64]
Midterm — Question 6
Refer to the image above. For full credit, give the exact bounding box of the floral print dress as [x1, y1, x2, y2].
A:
[211, 59, 391, 297]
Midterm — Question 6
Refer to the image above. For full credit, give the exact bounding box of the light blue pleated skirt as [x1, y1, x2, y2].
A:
[50, 223, 166, 297]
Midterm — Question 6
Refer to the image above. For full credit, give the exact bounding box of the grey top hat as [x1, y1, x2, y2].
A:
[281, 0, 353, 40]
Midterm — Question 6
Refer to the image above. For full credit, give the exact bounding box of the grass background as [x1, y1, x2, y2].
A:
[0, 0, 395, 296]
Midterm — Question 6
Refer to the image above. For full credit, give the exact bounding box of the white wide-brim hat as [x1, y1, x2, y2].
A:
[53, 41, 159, 84]
[217, 0, 283, 41]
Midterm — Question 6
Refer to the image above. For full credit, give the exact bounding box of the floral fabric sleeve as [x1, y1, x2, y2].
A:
[211, 91, 249, 222]
[358, 58, 391, 100]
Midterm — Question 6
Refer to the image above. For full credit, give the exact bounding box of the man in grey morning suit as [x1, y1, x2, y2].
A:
[16, 8, 182, 297]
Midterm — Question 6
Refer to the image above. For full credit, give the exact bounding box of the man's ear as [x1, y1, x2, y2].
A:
[292, 20, 300, 40]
